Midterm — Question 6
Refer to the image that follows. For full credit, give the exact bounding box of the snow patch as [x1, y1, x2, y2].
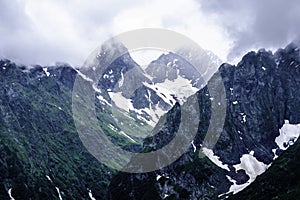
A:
[202, 148, 230, 171]
[240, 113, 246, 123]
[45, 175, 62, 200]
[234, 154, 268, 180]
[225, 175, 251, 195]
[222, 153, 269, 196]
[46, 175, 52, 182]
[8, 188, 15, 200]
[119, 131, 137, 143]
[88, 189, 96, 200]
[230, 154, 268, 194]
[97, 95, 111, 106]
[43, 67, 50, 76]
[108, 124, 118, 132]
[230, 88, 233, 95]
[55, 187, 63, 200]
[118, 70, 125, 88]
[275, 120, 300, 150]
[108, 92, 132, 112]
[191, 140, 196, 152]
[108, 91, 166, 126]
[232, 101, 238, 105]
[77, 70, 93, 82]
[145, 75, 198, 105]
[143, 82, 175, 105]
[156, 175, 162, 181]
[93, 85, 102, 94]
[272, 149, 278, 160]
[249, 150, 254, 156]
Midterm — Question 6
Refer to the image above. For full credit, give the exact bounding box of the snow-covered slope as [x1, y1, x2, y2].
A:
[215, 120, 300, 197]
[97, 49, 217, 128]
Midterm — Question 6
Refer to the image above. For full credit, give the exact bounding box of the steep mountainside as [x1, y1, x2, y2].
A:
[0, 42, 300, 200]
[93, 43, 217, 127]
[108, 43, 300, 199]
[0, 42, 219, 199]
[0, 60, 115, 199]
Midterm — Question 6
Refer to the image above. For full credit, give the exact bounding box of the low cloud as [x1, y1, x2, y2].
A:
[1, 0, 299, 66]
[199, 0, 300, 61]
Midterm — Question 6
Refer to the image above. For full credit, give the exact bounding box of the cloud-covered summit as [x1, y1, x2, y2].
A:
[1, 0, 299, 66]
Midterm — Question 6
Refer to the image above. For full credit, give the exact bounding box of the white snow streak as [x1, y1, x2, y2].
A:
[202, 148, 230, 171]
[55, 187, 63, 200]
[8, 188, 15, 200]
[156, 175, 162, 181]
[88, 189, 96, 200]
[45, 175, 63, 200]
[191, 140, 196, 152]
[97, 95, 111, 106]
[232, 101, 238, 105]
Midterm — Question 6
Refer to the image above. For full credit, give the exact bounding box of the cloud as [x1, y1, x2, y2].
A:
[0, 0, 233, 66]
[1, 0, 299, 66]
[199, 0, 300, 62]
[0, 0, 138, 66]
[111, 0, 231, 62]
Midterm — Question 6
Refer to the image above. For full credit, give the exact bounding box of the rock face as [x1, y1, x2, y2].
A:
[92, 42, 217, 127]
[0, 42, 300, 200]
[0, 42, 219, 199]
[108, 43, 300, 199]
[0, 60, 114, 199]
[146, 52, 204, 88]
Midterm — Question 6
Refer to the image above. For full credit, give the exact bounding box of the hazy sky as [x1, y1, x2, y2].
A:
[0, 0, 299, 66]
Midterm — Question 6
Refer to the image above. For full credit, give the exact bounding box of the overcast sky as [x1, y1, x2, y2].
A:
[1, 0, 299, 66]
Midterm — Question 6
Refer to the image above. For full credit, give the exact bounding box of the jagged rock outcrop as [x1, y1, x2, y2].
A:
[0, 42, 299, 200]
[108, 43, 300, 199]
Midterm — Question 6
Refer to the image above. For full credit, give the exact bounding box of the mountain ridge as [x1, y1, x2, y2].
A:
[108, 42, 300, 199]
[0, 42, 299, 199]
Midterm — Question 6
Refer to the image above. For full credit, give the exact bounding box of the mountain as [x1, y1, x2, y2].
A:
[0, 41, 300, 200]
[108, 42, 300, 199]
[0, 41, 220, 199]
[89, 41, 219, 128]
[0, 60, 115, 199]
